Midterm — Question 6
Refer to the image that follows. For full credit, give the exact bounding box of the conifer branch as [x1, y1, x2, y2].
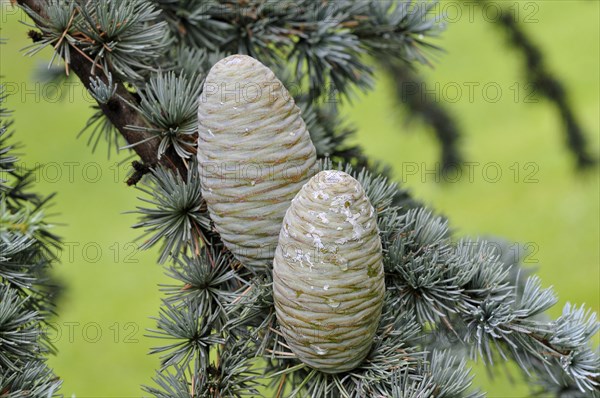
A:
[9, 2, 597, 397]
[16, 0, 187, 177]
[1, 53, 62, 396]
[379, 58, 463, 173]
[486, 0, 597, 169]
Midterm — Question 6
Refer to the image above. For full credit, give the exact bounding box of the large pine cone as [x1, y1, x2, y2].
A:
[273, 170, 385, 373]
[197, 55, 317, 271]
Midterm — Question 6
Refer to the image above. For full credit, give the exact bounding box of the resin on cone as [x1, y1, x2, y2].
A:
[197, 55, 317, 271]
[273, 170, 385, 373]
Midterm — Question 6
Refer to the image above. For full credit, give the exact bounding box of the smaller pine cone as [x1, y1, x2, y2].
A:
[197, 55, 317, 271]
[273, 170, 385, 374]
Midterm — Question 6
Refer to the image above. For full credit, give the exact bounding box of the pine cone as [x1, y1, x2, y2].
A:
[273, 170, 385, 373]
[197, 55, 317, 271]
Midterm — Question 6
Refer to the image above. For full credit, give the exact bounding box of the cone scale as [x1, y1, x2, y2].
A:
[197, 55, 317, 271]
[273, 170, 385, 373]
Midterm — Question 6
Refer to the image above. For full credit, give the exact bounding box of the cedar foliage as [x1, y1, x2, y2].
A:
[7, 1, 599, 397]
[0, 53, 62, 396]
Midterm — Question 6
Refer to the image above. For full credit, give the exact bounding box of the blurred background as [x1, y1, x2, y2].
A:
[1, 1, 598, 396]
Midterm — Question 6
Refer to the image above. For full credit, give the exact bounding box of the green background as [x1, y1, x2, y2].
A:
[1, 1, 598, 396]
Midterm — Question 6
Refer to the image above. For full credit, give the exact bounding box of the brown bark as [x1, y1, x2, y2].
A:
[16, 0, 188, 180]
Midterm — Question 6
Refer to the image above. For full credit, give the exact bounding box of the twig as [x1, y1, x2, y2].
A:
[16, 0, 188, 178]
